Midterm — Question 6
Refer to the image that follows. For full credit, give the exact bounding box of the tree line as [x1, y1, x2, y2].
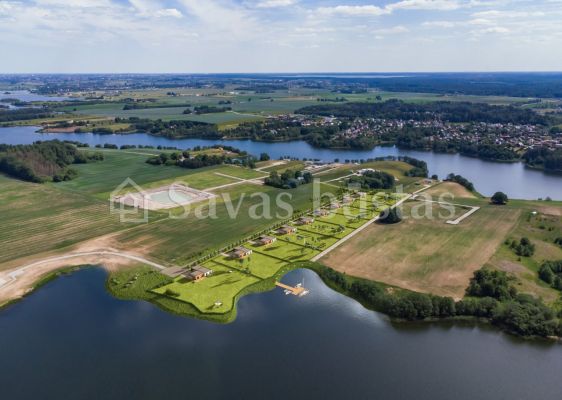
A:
[264, 169, 313, 189]
[296, 100, 549, 125]
[346, 170, 395, 190]
[120, 118, 221, 139]
[311, 263, 562, 339]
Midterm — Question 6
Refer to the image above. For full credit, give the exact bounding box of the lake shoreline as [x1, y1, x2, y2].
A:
[3, 258, 561, 343]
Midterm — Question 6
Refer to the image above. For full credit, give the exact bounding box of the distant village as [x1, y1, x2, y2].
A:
[276, 114, 562, 152]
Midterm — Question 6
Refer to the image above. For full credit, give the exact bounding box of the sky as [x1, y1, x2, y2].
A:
[0, 0, 561, 73]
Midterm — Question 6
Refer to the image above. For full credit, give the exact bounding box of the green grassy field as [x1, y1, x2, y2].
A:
[487, 201, 562, 304]
[53, 151, 263, 197]
[321, 192, 562, 302]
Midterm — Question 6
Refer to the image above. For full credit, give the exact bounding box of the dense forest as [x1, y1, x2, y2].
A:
[0, 140, 103, 182]
[361, 73, 562, 98]
[523, 147, 562, 173]
[296, 100, 549, 125]
[0, 107, 54, 123]
[122, 118, 221, 139]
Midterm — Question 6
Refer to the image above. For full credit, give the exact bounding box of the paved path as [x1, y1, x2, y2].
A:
[410, 195, 480, 225]
[311, 194, 412, 261]
[205, 172, 268, 191]
[0, 251, 168, 290]
[254, 161, 286, 172]
[323, 173, 356, 183]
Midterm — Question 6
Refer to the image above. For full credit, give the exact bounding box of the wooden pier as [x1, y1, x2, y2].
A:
[275, 282, 309, 297]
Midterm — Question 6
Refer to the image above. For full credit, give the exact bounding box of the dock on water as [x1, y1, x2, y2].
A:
[275, 281, 309, 297]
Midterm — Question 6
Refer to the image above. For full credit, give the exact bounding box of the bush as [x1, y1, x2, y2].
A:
[379, 207, 402, 224]
[466, 269, 516, 301]
[491, 191, 508, 205]
[511, 237, 535, 257]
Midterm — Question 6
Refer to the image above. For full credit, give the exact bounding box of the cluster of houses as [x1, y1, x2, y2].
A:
[182, 197, 362, 284]
[300, 114, 562, 152]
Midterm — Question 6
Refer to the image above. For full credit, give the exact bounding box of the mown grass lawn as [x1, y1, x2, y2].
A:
[153, 265, 260, 313]
[213, 251, 286, 279]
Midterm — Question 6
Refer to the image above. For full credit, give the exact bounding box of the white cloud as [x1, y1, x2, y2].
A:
[154, 8, 183, 18]
[422, 20, 458, 27]
[471, 10, 546, 18]
[480, 26, 510, 33]
[317, 0, 463, 18]
[468, 18, 494, 25]
[388, 0, 462, 11]
[317, 5, 390, 17]
[374, 25, 410, 34]
[255, 0, 297, 8]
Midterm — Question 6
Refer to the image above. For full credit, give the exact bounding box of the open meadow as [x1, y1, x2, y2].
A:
[487, 199, 562, 304]
[322, 192, 522, 299]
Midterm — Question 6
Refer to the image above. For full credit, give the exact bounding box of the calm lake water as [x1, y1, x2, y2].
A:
[1, 126, 561, 200]
[0, 90, 73, 102]
[1, 268, 561, 400]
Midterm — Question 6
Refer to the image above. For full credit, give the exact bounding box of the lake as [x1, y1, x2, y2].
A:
[1, 268, 561, 400]
[1, 126, 561, 200]
[0, 90, 74, 102]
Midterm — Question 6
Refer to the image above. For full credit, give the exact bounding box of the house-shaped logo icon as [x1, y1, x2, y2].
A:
[110, 177, 149, 223]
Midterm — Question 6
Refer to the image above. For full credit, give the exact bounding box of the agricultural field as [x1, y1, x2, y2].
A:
[0, 175, 140, 268]
[322, 193, 522, 299]
[59, 102, 265, 125]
